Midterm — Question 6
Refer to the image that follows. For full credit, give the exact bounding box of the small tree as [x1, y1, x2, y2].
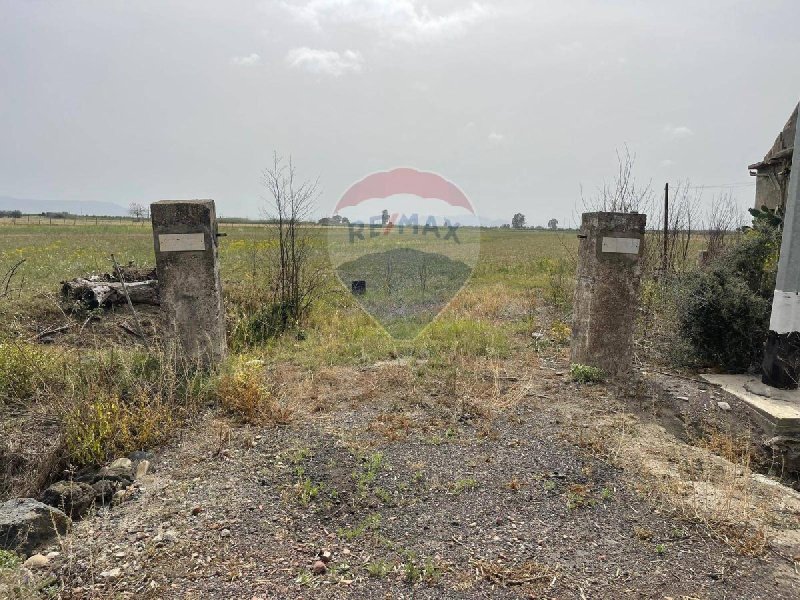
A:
[128, 202, 147, 223]
[381, 209, 390, 225]
[262, 153, 327, 333]
[548, 218, 558, 230]
[512, 213, 526, 229]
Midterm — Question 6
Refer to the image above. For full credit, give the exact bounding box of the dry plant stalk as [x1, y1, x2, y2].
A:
[0, 259, 25, 301]
[582, 146, 654, 214]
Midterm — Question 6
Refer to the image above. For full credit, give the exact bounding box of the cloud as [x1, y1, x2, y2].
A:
[282, 0, 492, 43]
[488, 131, 505, 143]
[663, 124, 694, 139]
[286, 47, 364, 76]
[660, 159, 675, 168]
[230, 53, 261, 66]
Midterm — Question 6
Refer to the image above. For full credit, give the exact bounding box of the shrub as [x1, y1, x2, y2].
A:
[676, 270, 771, 371]
[64, 388, 174, 465]
[570, 363, 606, 383]
[215, 363, 292, 425]
[0, 342, 55, 402]
[676, 219, 780, 372]
[60, 347, 213, 466]
[549, 320, 571, 345]
[229, 301, 297, 350]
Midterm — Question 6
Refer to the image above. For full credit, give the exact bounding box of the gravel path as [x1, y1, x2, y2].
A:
[45, 358, 798, 599]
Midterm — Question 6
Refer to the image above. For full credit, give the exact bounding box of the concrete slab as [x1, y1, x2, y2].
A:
[700, 373, 800, 436]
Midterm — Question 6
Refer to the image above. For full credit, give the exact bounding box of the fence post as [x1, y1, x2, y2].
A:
[571, 211, 647, 377]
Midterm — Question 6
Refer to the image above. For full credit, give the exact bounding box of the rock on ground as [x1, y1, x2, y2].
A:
[0, 498, 69, 554]
[39, 481, 96, 519]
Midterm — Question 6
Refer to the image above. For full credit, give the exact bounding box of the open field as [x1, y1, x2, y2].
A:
[0, 223, 576, 361]
[1, 223, 799, 599]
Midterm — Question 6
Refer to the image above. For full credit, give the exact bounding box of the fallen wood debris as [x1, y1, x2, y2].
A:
[61, 264, 160, 310]
[61, 279, 159, 308]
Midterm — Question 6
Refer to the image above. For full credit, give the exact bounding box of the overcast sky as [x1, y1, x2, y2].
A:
[1, 0, 798, 225]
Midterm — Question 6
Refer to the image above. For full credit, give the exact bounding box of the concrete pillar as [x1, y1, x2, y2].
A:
[150, 200, 227, 367]
[763, 107, 800, 389]
[571, 212, 646, 377]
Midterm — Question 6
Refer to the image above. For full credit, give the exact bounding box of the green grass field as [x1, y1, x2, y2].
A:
[0, 221, 577, 364]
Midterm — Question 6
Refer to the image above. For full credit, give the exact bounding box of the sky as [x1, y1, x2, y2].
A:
[0, 0, 798, 226]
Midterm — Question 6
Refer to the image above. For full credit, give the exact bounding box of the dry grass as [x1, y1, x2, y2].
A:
[559, 394, 800, 559]
[216, 363, 293, 426]
[473, 558, 560, 589]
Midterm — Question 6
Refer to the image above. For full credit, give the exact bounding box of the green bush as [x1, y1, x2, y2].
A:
[229, 301, 297, 350]
[676, 219, 780, 372]
[570, 363, 606, 383]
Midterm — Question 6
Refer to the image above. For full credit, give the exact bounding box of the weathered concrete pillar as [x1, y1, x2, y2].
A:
[571, 212, 646, 376]
[763, 106, 800, 389]
[150, 200, 227, 367]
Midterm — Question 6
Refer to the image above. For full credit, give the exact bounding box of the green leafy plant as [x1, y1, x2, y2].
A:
[367, 559, 392, 578]
[569, 363, 606, 383]
[677, 216, 781, 372]
[337, 513, 382, 541]
[0, 342, 55, 402]
[354, 452, 384, 498]
[0, 550, 21, 570]
[450, 477, 479, 495]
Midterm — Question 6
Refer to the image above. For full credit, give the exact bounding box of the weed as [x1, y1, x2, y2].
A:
[294, 470, 321, 507]
[216, 363, 292, 425]
[565, 484, 595, 510]
[374, 486, 393, 505]
[0, 342, 56, 402]
[600, 487, 614, 500]
[0, 549, 21, 569]
[655, 543, 666, 555]
[543, 480, 557, 491]
[475, 559, 558, 588]
[369, 412, 412, 441]
[544, 258, 575, 316]
[549, 320, 572, 345]
[450, 477, 479, 495]
[422, 558, 442, 583]
[403, 557, 421, 583]
[569, 363, 606, 384]
[65, 388, 174, 465]
[288, 446, 312, 464]
[400, 552, 440, 584]
[366, 559, 392, 578]
[337, 513, 382, 542]
[354, 452, 384, 497]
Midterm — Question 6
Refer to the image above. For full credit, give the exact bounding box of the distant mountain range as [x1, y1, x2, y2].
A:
[0, 196, 128, 216]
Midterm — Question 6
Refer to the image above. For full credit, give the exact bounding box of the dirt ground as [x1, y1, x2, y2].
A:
[22, 352, 798, 600]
